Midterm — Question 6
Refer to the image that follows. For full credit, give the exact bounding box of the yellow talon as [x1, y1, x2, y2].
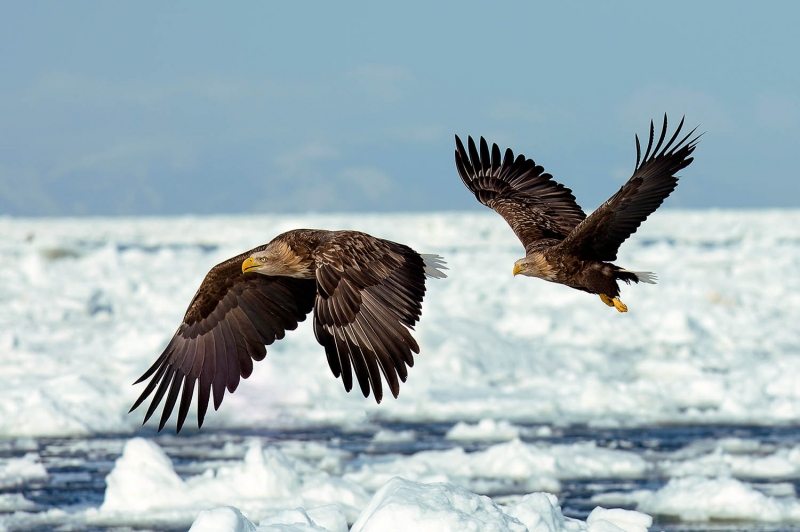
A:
[612, 298, 628, 313]
[599, 294, 615, 307]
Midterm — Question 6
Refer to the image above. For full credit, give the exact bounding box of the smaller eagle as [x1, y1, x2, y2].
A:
[129, 229, 446, 433]
[455, 115, 699, 312]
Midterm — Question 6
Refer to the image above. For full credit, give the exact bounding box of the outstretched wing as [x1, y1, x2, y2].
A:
[312, 232, 432, 403]
[129, 248, 317, 433]
[455, 135, 586, 252]
[560, 115, 700, 261]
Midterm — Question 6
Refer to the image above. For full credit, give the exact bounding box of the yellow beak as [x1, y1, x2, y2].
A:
[513, 264, 521, 276]
[242, 256, 260, 273]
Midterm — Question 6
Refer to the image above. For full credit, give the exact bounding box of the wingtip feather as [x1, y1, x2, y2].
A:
[420, 254, 448, 279]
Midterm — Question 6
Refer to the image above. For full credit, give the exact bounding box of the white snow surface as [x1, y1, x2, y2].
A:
[186, 477, 653, 532]
[87, 436, 649, 527]
[2, 210, 800, 530]
[0, 453, 48, 489]
[97, 435, 800, 528]
[595, 476, 800, 523]
[343, 438, 647, 494]
[1, 210, 799, 437]
[96, 437, 368, 524]
[446, 419, 524, 441]
[189, 505, 347, 532]
[33, 437, 653, 531]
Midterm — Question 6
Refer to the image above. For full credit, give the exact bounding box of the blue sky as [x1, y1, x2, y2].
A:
[1, 1, 798, 216]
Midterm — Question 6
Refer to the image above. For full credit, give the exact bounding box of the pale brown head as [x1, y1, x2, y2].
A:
[512, 255, 555, 281]
[241, 240, 316, 279]
[513, 258, 531, 277]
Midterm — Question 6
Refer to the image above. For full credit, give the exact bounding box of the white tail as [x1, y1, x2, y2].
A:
[421, 254, 448, 279]
[625, 270, 657, 284]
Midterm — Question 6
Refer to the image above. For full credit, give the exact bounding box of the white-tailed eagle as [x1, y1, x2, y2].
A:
[130, 229, 446, 432]
[455, 115, 699, 312]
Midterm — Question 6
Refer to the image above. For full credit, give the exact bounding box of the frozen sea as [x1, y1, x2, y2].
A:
[1, 210, 799, 531]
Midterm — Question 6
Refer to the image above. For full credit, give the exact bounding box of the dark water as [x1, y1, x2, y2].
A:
[3, 423, 800, 531]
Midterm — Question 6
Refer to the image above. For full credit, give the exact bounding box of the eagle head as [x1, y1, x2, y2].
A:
[513, 255, 555, 280]
[512, 258, 529, 277]
[241, 241, 315, 279]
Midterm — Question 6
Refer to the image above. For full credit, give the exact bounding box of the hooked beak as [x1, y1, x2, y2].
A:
[513, 264, 521, 276]
[242, 256, 260, 273]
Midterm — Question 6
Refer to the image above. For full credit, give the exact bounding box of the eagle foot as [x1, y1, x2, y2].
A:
[599, 294, 615, 307]
[612, 298, 628, 313]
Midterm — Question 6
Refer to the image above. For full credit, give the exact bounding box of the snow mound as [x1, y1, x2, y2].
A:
[599, 476, 800, 522]
[445, 419, 522, 441]
[0, 453, 48, 490]
[97, 437, 368, 524]
[0, 493, 36, 513]
[346, 477, 653, 532]
[586, 508, 652, 532]
[189, 505, 348, 532]
[345, 438, 647, 495]
[187, 479, 654, 532]
[352, 477, 558, 531]
[190, 507, 257, 532]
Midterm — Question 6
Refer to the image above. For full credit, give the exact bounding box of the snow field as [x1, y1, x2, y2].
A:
[2, 211, 799, 437]
[77, 433, 800, 528]
[1, 210, 799, 530]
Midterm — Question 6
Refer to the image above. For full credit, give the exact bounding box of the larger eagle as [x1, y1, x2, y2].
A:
[130, 229, 446, 433]
[455, 115, 699, 312]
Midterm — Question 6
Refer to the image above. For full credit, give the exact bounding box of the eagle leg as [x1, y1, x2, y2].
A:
[599, 294, 615, 307]
[612, 298, 628, 313]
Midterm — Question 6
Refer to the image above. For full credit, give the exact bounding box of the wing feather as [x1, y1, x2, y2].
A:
[314, 315, 342, 378]
[560, 115, 700, 261]
[312, 231, 434, 402]
[143, 365, 175, 425]
[361, 289, 419, 357]
[176, 338, 196, 376]
[455, 135, 586, 251]
[217, 317, 241, 393]
[130, 247, 316, 433]
[130, 360, 168, 414]
[210, 327, 227, 409]
[196, 332, 215, 425]
[177, 375, 195, 433]
[228, 306, 264, 348]
[159, 369, 184, 432]
[359, 302, 409, 377]
[357, 312, 402, 394]
[238, 295, 278, 344]
[333, 332, 353, 392]
[339, 329, 370, 397]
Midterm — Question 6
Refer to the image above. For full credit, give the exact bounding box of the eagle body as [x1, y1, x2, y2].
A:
[522, 246, 638, 299]
[456, 115, 699, 311]
[130, 228, 446, 433]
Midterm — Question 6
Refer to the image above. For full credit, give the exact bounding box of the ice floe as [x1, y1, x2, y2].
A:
[595, 476, 800, 523]
[95, 437, 368, 524]
[190, 477, 655, 532]
[0, 453, 48, 490]
[1, 211, 799, 437]
[1, 210, 800, 530]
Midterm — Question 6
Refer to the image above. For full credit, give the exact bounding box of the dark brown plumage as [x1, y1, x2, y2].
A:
[455, 115, 699, 312]
[129, 229, 446, 433]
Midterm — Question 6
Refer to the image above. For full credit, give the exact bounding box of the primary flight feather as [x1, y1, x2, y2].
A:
[129, 229, 446, 433]
[455, 115, 699, 312]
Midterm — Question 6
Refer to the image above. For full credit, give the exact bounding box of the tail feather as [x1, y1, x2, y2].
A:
[421, 254, 448, 279]
[620, 269, 657, 284]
